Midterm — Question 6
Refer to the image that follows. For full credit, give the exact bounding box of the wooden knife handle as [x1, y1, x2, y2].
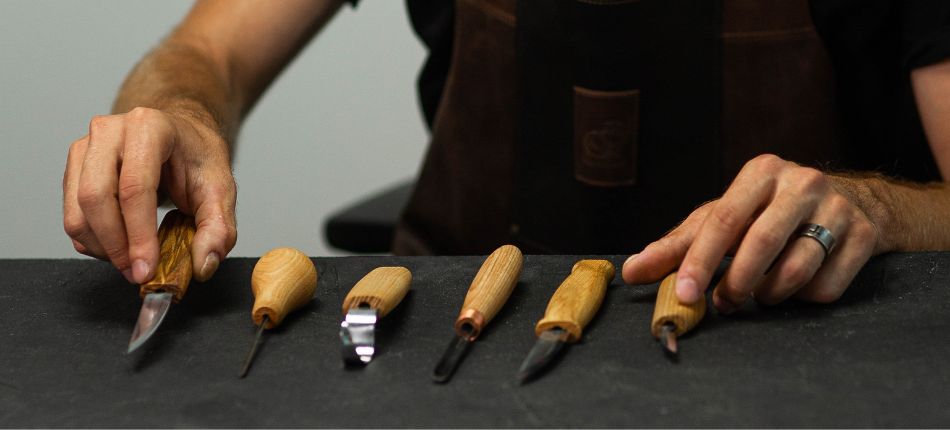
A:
[651, 272, 706, 337]
[139, 210, 196, 303]
[454, 244, 523, 340]
[251, 248, 318, 329]
[535, 259, 614, 343]
[341, 266, 412, 317]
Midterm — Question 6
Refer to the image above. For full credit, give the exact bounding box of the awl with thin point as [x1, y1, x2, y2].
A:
[128, 209, 196, 354]
[651, 271, 706, 358]
[517, 259, 614, 384]
[239, 247, 317, 378]
[339, 267, 412, 365]
[432, 244, 523, 383]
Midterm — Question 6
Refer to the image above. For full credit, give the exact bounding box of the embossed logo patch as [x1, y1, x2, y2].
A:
[573, 87, 640, 187]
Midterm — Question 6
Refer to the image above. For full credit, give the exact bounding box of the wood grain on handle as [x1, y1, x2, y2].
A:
[454, 244, 523, 340]
[139, 210, 196, 302]
[251, 248, 318, 329]
[342, 266, 412, 317]
[535, 259, 614, 343]
[651, 272, 706, 337]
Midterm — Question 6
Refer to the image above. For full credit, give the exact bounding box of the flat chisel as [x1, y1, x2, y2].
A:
[128, 209, 196, 353]
[517, 259, 614, 384]
[651, 271, 706, 358]
[340, 267, 412, 365]
[239, 247, 317, 378]
[432, 244, 523, 383]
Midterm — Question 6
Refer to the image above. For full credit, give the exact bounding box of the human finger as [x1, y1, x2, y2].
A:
[623, 201, 712, 285]
[119, 108, 176, 283]
[675, 155, 784, 304]
[794, 217, 877, 303]
[64, 136, 107, 259]
[189, 174, 237, 282]
[77, 115, 132, 281]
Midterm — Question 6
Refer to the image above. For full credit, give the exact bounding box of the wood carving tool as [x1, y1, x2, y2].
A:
[517, 259, 614, 384]
[432, 244, 523, 383]
[239, 247, 317, 378]
[651, 271, 705, 358]
[340, 267, 412, 365]
[127, 209, 196, 353]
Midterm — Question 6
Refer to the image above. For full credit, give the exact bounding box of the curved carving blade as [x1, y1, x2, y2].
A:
[127, 292, 173, 353]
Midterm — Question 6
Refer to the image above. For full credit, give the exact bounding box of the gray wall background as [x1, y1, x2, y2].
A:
[0, 1, 429, 258]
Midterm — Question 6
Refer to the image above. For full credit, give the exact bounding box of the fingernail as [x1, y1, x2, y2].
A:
[200, 252, 220, 280]
[676, 276, 700, 303]
[713, 294, 737, 315]
[122, 268, 134, 284]
[132, 259, 150, 284]
[623, 253, 639, 267]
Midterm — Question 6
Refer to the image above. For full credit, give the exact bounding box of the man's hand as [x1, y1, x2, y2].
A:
[63, 107, 236, 284]
[621, 154, 885, 313]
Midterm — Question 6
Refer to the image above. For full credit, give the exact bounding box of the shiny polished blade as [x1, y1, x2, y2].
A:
[127, 292, 173, 353]
[516, 328, 568, 384]
[431, 335, 472, 383]
[340, 308, 378, 365]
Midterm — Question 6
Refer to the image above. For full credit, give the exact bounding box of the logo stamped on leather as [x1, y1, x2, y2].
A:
[573, 87, 640, 187]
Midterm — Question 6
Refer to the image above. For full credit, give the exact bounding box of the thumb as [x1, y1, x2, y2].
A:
[189, 185, 237, 282]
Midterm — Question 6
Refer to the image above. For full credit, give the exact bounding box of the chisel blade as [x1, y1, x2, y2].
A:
[340, 308, 378, 365]
[431, 334, 472, 383]
[127, 292, 173, 353]
[517, 328, 568, 384]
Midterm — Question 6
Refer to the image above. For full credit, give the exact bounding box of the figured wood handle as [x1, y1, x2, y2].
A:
[341, 266, 412, 318]
[139, 210, 196, 303]
[651, 272, 706, 337]
[535, 259, 614, 343]
[251, 248, 318, 329]
[454, 244, 523, 340]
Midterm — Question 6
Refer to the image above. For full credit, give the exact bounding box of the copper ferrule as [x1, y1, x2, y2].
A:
[454, 309, 485, 341]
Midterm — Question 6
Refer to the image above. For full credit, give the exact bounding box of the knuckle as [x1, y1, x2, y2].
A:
[747, 154, 784, 173]
[76, 185, 110, 209]
[794, 167, 829, 194]
[63, 215, 89, 239]
[88, 115, 115, 136]
[117, 180, 151, 206]
[780, 259, 813, 289]
[750, 226, 786, 251]
[126, 106, 160, 124]
[850, 220, 878, 244]
[800, 287, 844, 304]
[710, 204, 744, 231]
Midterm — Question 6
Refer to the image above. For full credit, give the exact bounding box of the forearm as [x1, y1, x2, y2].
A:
[112, 38, 240, 145]
[830, 174, 950, 253]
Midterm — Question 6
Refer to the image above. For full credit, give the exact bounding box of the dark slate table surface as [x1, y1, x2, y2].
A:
[1, 253, 949, 428]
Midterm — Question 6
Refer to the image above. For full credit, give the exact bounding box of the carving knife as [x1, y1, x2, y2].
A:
[651, 271, 706, 358]
[432, 244, 523, 383]
[339, 267, 412, 365]
[239, 247, 318, 378]
[516, 259, 614, 384]
[127, 209, 196, 353]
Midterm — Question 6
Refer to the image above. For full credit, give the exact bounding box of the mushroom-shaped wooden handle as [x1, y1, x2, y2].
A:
[651, 272, 706, 337]
[251, 248, 318, 329]
[454, 244, 523, 341]
[342, 266, 412, 318]
[535, 259, 614, 343]
[139, 210, 196, 303]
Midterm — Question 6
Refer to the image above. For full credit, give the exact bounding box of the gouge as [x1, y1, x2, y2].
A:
[128, 210, 196, 353]
[517, 259, 614, 384]
[340, 267, 412, 365]
[651, 272, 705, 358]
[432, 244, 523, 383]
[239, 247, 317, 378]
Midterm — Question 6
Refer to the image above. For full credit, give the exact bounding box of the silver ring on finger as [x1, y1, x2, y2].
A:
[797, 223, 836, 258]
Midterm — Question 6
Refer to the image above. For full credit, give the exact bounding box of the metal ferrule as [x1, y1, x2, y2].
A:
[340, 308, 378, 365]
[454, 309, 485, 341]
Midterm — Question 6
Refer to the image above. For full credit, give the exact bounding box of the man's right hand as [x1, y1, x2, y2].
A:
[63, 107, 237, 284]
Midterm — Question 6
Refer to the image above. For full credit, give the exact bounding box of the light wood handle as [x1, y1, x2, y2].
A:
[535, 259, 614, 343]
[251, 247, 318, 329]
[651, 272, 706, 337]
[342, 266, 412, 318]
[139, 210, 196, 303]
[454, 244, 523, 340]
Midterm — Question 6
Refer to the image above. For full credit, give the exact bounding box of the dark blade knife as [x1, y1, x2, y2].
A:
[517, 259, 614, 384]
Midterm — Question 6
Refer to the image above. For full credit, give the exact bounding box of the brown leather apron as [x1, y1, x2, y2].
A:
[393, 0, 842, 256]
